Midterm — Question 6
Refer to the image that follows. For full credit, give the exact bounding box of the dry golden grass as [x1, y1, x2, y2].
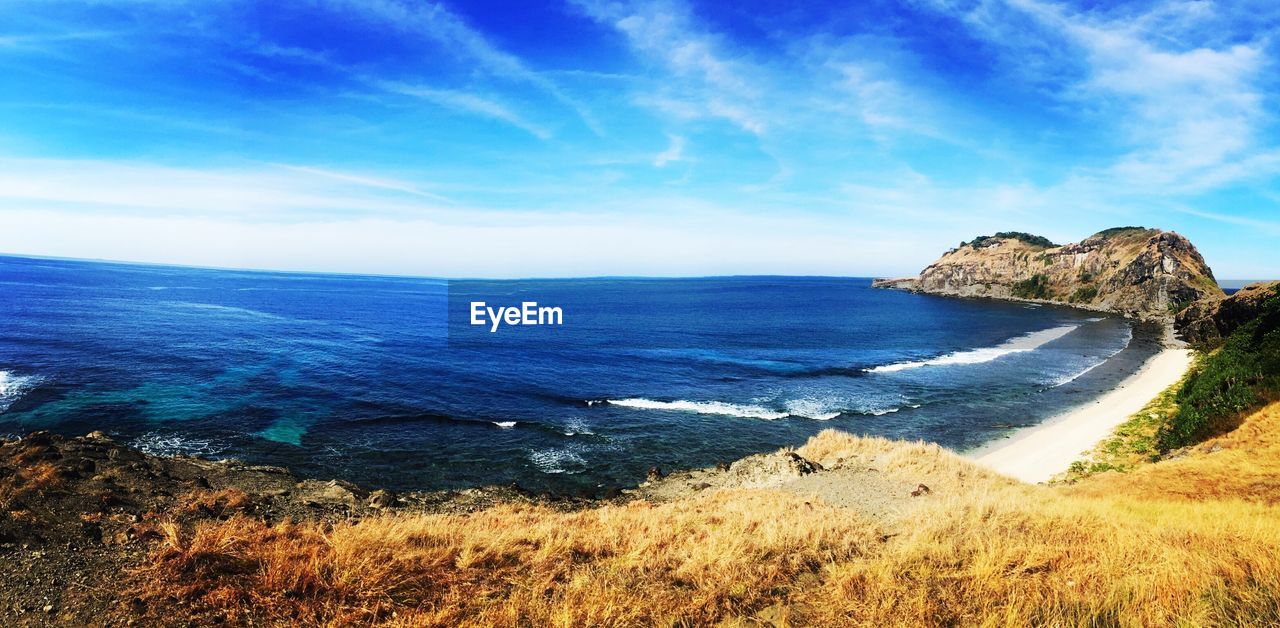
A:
[130, 404, 1280, 626]
[1064, 400, 1280, 504]
[136, 491, 882, 626]
[0, 460, 65, 510]
[794, 430, 1015, 491]
[181, 487, 251, 517]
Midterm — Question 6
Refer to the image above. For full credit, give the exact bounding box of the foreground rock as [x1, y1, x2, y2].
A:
[873, 227, 1223, 323]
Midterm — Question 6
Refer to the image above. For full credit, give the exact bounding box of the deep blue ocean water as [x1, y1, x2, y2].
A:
[0, 255, 1162, 494]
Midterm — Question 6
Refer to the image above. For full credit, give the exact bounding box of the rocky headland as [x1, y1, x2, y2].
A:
[873, 227, 1224, 325]
[1176, 280, 1280, 346]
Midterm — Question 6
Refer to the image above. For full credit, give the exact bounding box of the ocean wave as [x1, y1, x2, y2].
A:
[782, 398, 842, 421]
[607, 398, 791, 420]
[866, 325, 1080, 373]
[527, 447, 589, 474]
[492, 421, 517, 429]
[1045, 326, 1133, 387]
[163, 301, 288, 321]
[132, 431, 229, 458]
[605, 397, 882, 420]
[562, 417, 594, 436]
[0, 370, 42, 412]
[778, 366, 868, 379]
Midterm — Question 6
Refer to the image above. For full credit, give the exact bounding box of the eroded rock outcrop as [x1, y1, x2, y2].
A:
[874, 227, 1223, 322]
[1176, 281, 1280, 346]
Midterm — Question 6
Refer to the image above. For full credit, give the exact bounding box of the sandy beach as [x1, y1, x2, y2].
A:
[972, 347, 1194, 483]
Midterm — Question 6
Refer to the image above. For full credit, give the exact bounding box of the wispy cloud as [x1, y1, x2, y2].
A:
[327, 0, 603, 135]
[272, 164, 456, 203]
[925, 0, 1272, 191]
[379, 82, 553, 140]
[1174, 206, 1280, 236]
[573, 0, 769, 135]
[653, 134, 685, 167]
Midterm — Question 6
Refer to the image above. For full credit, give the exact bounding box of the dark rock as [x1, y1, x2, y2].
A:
[367, 489, 396, 509]
[295, 479, 362, 507]
[646, 466, 664, 482]
[1176, 281, 1279, 346]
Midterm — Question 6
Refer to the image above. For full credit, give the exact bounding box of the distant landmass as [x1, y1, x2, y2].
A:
[874, 227, 1223, 323]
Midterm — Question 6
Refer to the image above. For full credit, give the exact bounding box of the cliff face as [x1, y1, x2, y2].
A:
[874, 228, 1223, 322]
[1176, 281, 1280, 346]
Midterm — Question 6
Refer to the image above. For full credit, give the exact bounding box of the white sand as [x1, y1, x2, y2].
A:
[971, 347, 1194, 483]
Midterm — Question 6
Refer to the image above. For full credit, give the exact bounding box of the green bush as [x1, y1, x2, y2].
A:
[1093, 226, 1150, 239]
[1011, 274, 1051, 300]
[964, 232, 1057, 250]
[1157, 291, 1280, 450]
[1070, 286, 1099, 303]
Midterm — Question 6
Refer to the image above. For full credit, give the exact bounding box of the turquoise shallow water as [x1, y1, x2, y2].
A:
[0, 254, 1160, 494]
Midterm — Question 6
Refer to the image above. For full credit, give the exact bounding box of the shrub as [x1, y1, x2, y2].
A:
[1012, 274, 1051, 300]
[1094, 226, 1151, 239]
[965, 232, 1057, 249]
[1158, 292, 1280, 449]
[1070, 286, 1099, 303]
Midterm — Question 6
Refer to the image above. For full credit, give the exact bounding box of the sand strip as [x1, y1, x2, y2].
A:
[971, 347, 1194, 483]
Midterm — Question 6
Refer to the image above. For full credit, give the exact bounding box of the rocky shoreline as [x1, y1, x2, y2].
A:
[0, 430, 604, 625]
[1, 425, 969, 625]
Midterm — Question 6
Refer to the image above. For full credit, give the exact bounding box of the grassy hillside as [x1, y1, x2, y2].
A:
[127, 415, 1280, 626]
[1159, 287, 1280, 449]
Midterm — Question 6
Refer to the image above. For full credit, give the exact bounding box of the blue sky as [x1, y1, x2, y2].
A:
[1, 0, 1278, 278]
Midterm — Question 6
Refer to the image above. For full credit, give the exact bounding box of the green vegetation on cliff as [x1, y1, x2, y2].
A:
[1093, 226, 1153, 239]
[962, 231, 1057, 250]
[1011, 273, 1051, 299]
[1158, 288, 1280, 450]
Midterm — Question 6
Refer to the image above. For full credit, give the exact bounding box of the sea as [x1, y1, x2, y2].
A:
[0, 254, 1163, 495]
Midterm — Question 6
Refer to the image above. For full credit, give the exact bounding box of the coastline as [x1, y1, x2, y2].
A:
[969, 345, 1193, 483]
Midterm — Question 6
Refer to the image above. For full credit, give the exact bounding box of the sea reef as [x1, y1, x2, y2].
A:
[873, 227, 1223, 323]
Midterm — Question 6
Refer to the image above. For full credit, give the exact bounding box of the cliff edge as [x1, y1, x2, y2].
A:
[873, 227, 1223, 322]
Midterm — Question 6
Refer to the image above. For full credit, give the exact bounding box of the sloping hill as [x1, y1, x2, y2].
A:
[875, 227, 1223, 321]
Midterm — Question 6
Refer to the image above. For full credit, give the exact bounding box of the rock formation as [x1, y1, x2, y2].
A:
[1176, 281, 1280, 346]
[873, 227, 1223, 322]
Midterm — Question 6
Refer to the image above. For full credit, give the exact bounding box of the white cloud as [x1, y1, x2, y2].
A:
[653, 135, 686, 167]
[573, 0, 770, 135]
[329, 0, 603, 135]
[930, 0, 1272, 191]
[378, 83, 553, 140]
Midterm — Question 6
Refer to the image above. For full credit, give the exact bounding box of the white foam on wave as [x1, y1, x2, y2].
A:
[132, 432, 228, 458]
[528, 447, 589, 474]
[782, 398, 842, 421]
[609, 398, 791, 420]
[492, 421, 517, 429]
[1046, 326, 1133, 388]
[562, 417, 594, 436]
[0, 370, 41, 412]
[867, 325, 1080, 374]
[609, 397, 858, 420]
